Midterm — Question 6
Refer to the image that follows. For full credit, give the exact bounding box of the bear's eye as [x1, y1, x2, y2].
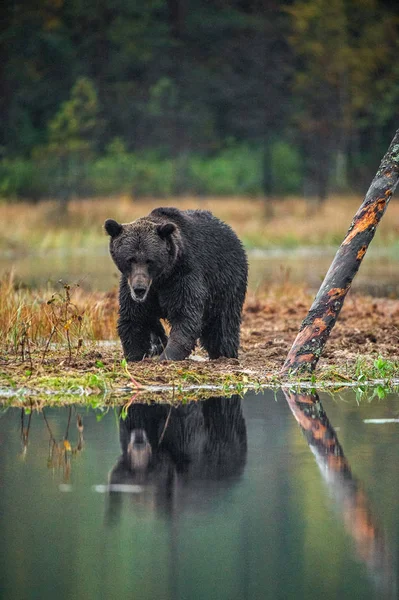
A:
[146, 259, 154, 266]
[130, 257, 137, 264]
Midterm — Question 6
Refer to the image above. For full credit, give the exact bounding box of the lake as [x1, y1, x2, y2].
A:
[2, 246, 399, 296]
[1, 388, 398, 599]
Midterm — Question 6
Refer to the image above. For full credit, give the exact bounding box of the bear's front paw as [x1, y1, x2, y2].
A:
[158, 345, 189, 361]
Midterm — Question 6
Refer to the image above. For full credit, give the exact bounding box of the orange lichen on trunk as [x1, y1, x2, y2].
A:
[343, 197, 387, 245]
[356, 245, 367, 260]
[327, 287, 347, 299]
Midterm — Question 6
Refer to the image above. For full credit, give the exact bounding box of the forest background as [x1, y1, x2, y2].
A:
[1, 0, 399, 205]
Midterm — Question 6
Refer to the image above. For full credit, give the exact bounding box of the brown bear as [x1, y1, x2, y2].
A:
[104, 207, 247, 361]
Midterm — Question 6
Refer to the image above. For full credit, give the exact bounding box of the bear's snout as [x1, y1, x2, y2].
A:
[127, 429, 152, 471]
[127, 265, 152, 303]
[134, 286, 147, 299]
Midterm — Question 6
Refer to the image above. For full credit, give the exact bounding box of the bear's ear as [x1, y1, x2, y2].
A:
[104, 219, 123, 238]
[157, 222, 176, 239]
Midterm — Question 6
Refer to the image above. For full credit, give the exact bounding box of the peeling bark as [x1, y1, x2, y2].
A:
[281, 129, 399, 375]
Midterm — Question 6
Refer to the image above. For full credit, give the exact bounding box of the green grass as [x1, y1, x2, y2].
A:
[355, 356, 399, 382]
[1, 352, 399, 409]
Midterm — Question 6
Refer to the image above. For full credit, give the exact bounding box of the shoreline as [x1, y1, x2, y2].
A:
[1, 289, 399, 405]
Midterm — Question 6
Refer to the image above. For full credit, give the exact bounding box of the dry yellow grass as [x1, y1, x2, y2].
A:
[0, 269, 305, 352]
[0, 273, 118, 353]
[2, 194, 399, 252]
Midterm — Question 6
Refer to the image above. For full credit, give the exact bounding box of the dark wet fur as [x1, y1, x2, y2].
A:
[107, 396, 247, 517]
[106, 207, 248, 361]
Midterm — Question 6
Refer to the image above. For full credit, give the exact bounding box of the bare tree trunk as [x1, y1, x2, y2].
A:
[281, 128, 399, 376]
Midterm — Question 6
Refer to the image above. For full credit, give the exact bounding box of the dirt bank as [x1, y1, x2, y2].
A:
[241, 291, 399, 376]
[1, 287, 398, 399]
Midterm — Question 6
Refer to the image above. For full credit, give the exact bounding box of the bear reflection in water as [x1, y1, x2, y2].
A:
[107, 395, 247, 518]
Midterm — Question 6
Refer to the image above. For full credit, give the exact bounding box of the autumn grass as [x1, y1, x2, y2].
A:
[2, 194, 399, 254]
[0, 269, 307, 356]
[0, 273, 118, 348]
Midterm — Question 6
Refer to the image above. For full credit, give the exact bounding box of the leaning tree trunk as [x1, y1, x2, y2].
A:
[281, 128, 399, 376]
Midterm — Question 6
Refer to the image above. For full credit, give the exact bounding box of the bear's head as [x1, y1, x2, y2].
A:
[126, 428, 153, 472]
[104, 218, 177, 302]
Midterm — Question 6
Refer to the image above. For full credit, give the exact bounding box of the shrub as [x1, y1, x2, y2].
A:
[271, 141, 303, 195]
[0, 139, 304, 200]
[0, 158, 46, 200]
[189, 145, 263, 195]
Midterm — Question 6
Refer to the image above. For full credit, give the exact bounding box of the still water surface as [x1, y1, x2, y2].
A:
[2, 247, 399, 295]
[0, 388, 398, 599]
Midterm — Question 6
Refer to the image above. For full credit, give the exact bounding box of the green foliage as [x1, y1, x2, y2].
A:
[0, 141, 305, 199]
[189, 145, 261, 195]
[88, 151, 175, 196]
[373, 356, 398, 379]
[0, 159, 45, 199]
[88, 141, 302, 198]
[287, 0, 399, 198]
[271, 142, 303, 195]
[147, 77, 178, 116]
[29, 78, 101, 201]
[48, 77, 99, 147]
[355, 355, 399, 382]
[1, 0, 398, 200]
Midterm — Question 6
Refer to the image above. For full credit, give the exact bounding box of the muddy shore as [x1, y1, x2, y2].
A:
[1, 287, 398, 402]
